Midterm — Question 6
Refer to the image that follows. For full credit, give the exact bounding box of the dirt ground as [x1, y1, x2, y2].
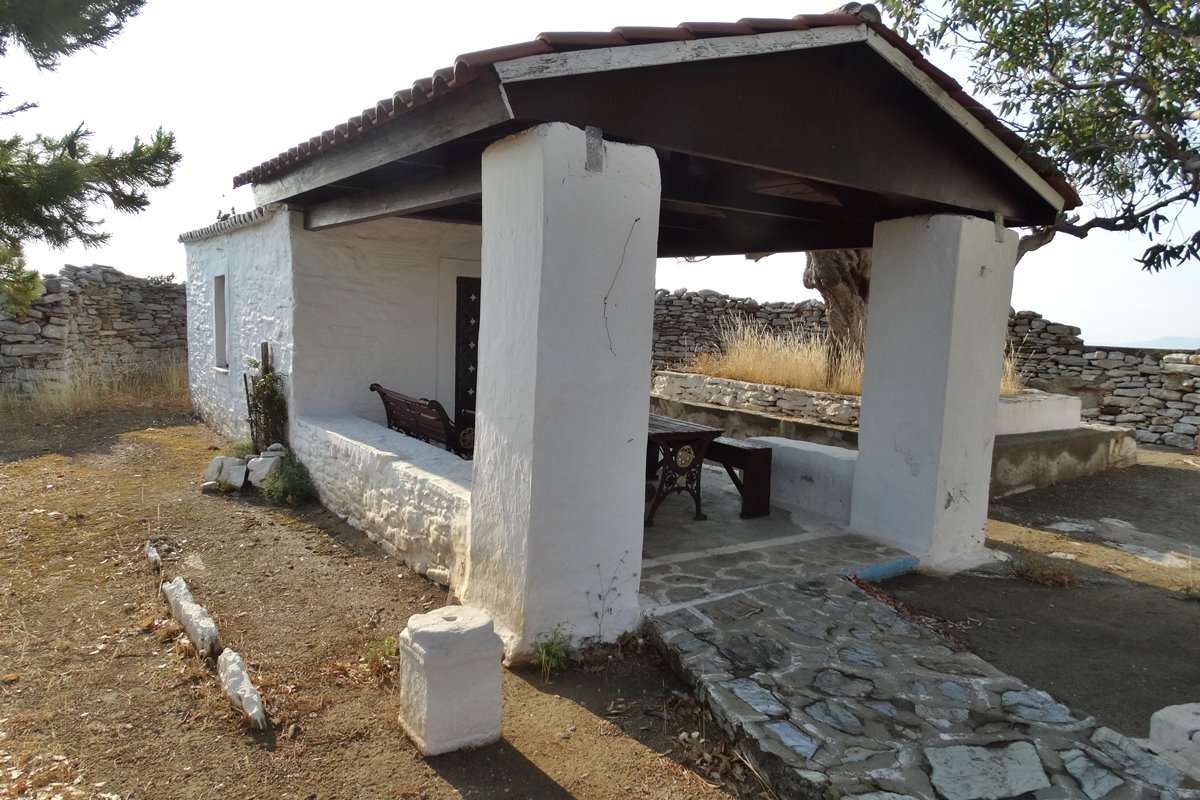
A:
[883, 447, 1200, 737]
[0, 408, 768, 800]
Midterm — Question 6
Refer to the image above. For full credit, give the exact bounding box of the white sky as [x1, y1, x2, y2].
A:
[5, 0, 1197, 346]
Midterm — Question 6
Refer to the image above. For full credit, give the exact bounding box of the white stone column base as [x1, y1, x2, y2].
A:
[397, 606, 503, 756]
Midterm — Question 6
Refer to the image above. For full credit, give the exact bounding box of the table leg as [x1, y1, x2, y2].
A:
[644, 440, 709, 525]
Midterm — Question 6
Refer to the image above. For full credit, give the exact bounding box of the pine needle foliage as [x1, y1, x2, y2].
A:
[0, 0, 179, 314]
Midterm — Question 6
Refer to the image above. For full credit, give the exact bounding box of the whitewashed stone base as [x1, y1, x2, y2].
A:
[397, 606, 503, 756]
[291, 415, 471, 588]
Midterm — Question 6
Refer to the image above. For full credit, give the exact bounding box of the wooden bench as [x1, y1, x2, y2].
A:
[369, 383, 474, 460]
[705, 437, 771, 518]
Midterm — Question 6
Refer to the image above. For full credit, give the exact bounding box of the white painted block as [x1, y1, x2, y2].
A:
[1150, 703, 1200, 778]
[746, 437, 856, 524]
[397, 606, 504, 756]
[218, 649, 268, 729]
[161, 576, 222, 657]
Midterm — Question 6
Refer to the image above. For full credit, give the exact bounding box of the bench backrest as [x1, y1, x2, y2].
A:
[369, 383, 473, 459]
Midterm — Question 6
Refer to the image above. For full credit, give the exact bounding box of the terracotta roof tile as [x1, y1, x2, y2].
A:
[536, 31, 633, 49]
[610, 26, 696, 43]
[677, 21, 758, 38]
[230, 8, 1079, 209]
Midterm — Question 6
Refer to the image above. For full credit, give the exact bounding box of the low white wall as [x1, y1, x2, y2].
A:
[994, 391, 1081, 435]
[746, 437, 856, 524]
[292, 415, 472, 587]
[184, 208, 296, 439]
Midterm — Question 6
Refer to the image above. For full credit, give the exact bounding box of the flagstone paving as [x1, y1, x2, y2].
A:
[641, 478, 1199, 799]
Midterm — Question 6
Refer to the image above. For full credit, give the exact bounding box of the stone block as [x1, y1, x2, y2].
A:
[397, 606, 503, 756]
[1150, 703, 1200, 779]
[246, 455, 281, 488]
[1163, 433, 1198, 450]
[926, 741, 1050, 800]
[203, 455, 246, 483]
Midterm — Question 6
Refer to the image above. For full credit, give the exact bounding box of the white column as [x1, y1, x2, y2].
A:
[849, 214, 1017, 571]
[460, 123, 661, 658]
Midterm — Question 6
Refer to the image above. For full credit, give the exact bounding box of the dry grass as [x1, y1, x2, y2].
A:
[1008, 551, 1082, 588]
[691, 317, 863, 395]
[690, 316, 1025, 396]
[0, 359, 189, 415]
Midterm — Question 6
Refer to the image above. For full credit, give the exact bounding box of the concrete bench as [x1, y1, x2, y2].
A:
[705, 436, 772, 518]
[369, 383, 474, 459]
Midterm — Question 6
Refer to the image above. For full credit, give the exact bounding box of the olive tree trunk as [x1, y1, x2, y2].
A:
[803, 248, 872, 370]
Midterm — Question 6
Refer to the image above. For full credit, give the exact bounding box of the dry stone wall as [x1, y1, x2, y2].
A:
[653, 288, 827, 368]
[0, 265, 187, 395]
[652, 289, 1199, 451]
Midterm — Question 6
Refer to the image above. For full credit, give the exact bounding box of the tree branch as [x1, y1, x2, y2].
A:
[1128, 0, 1200, 46]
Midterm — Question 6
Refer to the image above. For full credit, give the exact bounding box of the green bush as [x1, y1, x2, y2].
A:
[224, 438, 256, 458]
[261, 451, 317, 505]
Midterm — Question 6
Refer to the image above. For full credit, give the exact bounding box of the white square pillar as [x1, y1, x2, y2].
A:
[460, 123, 661, 658]
[849, 214, 1017, 571]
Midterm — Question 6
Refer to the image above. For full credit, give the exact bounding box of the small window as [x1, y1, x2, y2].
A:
[214, 275, 228, 368]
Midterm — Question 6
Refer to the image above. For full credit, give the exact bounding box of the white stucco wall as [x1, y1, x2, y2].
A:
[289, 217, 481, 422]
[292, 415, 472, 586]
[462, 123, 661, 658]
[851, 214, 1018, 572]
[184, 208, 295, 439]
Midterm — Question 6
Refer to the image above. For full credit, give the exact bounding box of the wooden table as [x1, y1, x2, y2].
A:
[645, 413, 723, 525]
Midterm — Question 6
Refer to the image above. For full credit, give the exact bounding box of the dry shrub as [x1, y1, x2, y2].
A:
[0, 358, 189, 415]
[691, 316, 1025, 397]
[1009, 552, 1081, 588]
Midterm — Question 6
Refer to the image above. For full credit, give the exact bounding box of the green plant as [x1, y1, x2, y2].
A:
[366, 636, 399, 673]
[244, 343, 288, 452]
[531, 626, 572, 683]
[224, 439, 256, 458]
[145, 272, 175, 287]
[586, 551, 638, 641]
[260, 451, 316, 505]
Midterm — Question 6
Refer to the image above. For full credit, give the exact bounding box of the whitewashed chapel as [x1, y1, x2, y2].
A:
[181, 6, 1077, 659]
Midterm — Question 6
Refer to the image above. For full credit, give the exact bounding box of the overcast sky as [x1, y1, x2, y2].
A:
[6, 0, 1197, 346]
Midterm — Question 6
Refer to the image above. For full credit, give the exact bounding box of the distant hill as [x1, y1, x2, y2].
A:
[1122, 336, 1200, 350]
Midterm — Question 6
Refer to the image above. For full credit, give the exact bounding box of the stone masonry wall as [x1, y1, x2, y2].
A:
[652, 290, 1199, 451]
[653, 288, 828, 368]
[0, 265, 187, 395]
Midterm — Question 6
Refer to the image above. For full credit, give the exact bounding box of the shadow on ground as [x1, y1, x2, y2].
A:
[430, 736, 577, 799]
[0, 408, 197, 462]
[885, 558, 1200, 736]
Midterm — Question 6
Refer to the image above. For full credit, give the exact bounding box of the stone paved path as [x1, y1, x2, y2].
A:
[641, 519, 1200, 799]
